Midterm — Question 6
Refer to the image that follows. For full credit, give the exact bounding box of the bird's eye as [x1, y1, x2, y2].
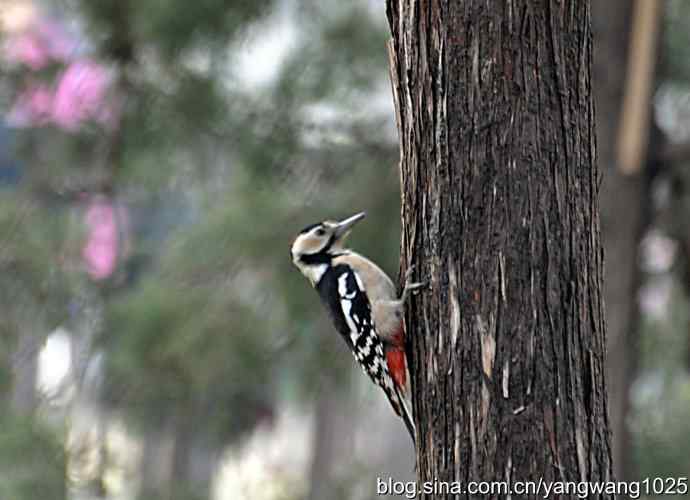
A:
[315, 228, 326, 236]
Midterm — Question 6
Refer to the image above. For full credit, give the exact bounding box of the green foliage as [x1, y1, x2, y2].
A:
[79, 0, 271, 61]
[634, 283, 690, 478]
[96, 0, 401, 426]
[2, 0, 402, 496]
[663, 0, 690, 85]
[635, 380, 690, 479]
[102, 141, 400, 432]
[0, 337, 11, 405]
[103, 278, 275, 441]
[277, 4, 389, 103]
[0, 414, 66, 500]
[0, 193, 73, 328]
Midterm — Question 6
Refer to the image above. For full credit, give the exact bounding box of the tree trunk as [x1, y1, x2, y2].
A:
[170, 413, 196, 500]
[169, 410, 219, 500]
[138, 418, 176, 500]
[387, 0, 614, 495]
[307, 381, 341, 500]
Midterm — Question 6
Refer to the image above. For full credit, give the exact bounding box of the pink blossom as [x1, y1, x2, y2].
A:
[52, 60, 115, 131]
[3, 18, 76, 69]
[82, 196, 121, 280]
[7, 84, 54, 127]
[4, 31, 50, 70]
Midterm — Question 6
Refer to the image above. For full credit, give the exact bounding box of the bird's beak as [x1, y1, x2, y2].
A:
[334, 212, 366, 240]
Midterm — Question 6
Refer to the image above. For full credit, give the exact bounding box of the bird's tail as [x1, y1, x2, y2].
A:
[394, 384, 416, 445]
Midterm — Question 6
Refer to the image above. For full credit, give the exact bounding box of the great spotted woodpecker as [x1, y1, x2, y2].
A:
[290, 212, 423, 443]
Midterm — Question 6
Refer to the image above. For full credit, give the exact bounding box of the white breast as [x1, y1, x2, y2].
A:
[295, 261, 327, 286]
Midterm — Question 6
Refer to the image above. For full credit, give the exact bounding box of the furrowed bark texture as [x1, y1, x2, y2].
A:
[386, 0, 614, 495]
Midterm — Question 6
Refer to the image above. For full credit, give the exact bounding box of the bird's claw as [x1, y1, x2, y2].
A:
[401, 265, 428, 301]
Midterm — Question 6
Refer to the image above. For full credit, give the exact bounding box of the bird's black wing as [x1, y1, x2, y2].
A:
[316, 264, 416, 443]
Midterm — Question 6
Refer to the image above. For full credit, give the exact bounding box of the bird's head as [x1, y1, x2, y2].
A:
[290, 211, 365, 285]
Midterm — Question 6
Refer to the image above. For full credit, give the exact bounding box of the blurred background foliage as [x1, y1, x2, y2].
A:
[0, 0, 689, 499]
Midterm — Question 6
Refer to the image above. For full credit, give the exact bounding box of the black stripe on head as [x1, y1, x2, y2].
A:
[300, 230, 338, 263]
[299, 251, 331, 265]
[299, 230, 336, 265]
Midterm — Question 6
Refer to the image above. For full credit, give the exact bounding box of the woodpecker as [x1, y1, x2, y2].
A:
[290, 212, 423, 443]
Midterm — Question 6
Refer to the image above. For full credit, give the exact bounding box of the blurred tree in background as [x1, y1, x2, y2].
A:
[1, 1, 404, 499]
[631, 0, 690, 484]
[1, 0, 690, 499]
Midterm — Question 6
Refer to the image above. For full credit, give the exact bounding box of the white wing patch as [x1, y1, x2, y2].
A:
[338, 273, 356, 299]
[338, 273, 362, 346]
[330, 265, 416, 443]
[337, 271, 378, 373]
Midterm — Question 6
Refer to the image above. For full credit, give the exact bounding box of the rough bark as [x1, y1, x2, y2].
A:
[387, 0, 614, 495]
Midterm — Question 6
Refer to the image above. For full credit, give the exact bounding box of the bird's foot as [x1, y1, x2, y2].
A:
[401, 265, 428, 302]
